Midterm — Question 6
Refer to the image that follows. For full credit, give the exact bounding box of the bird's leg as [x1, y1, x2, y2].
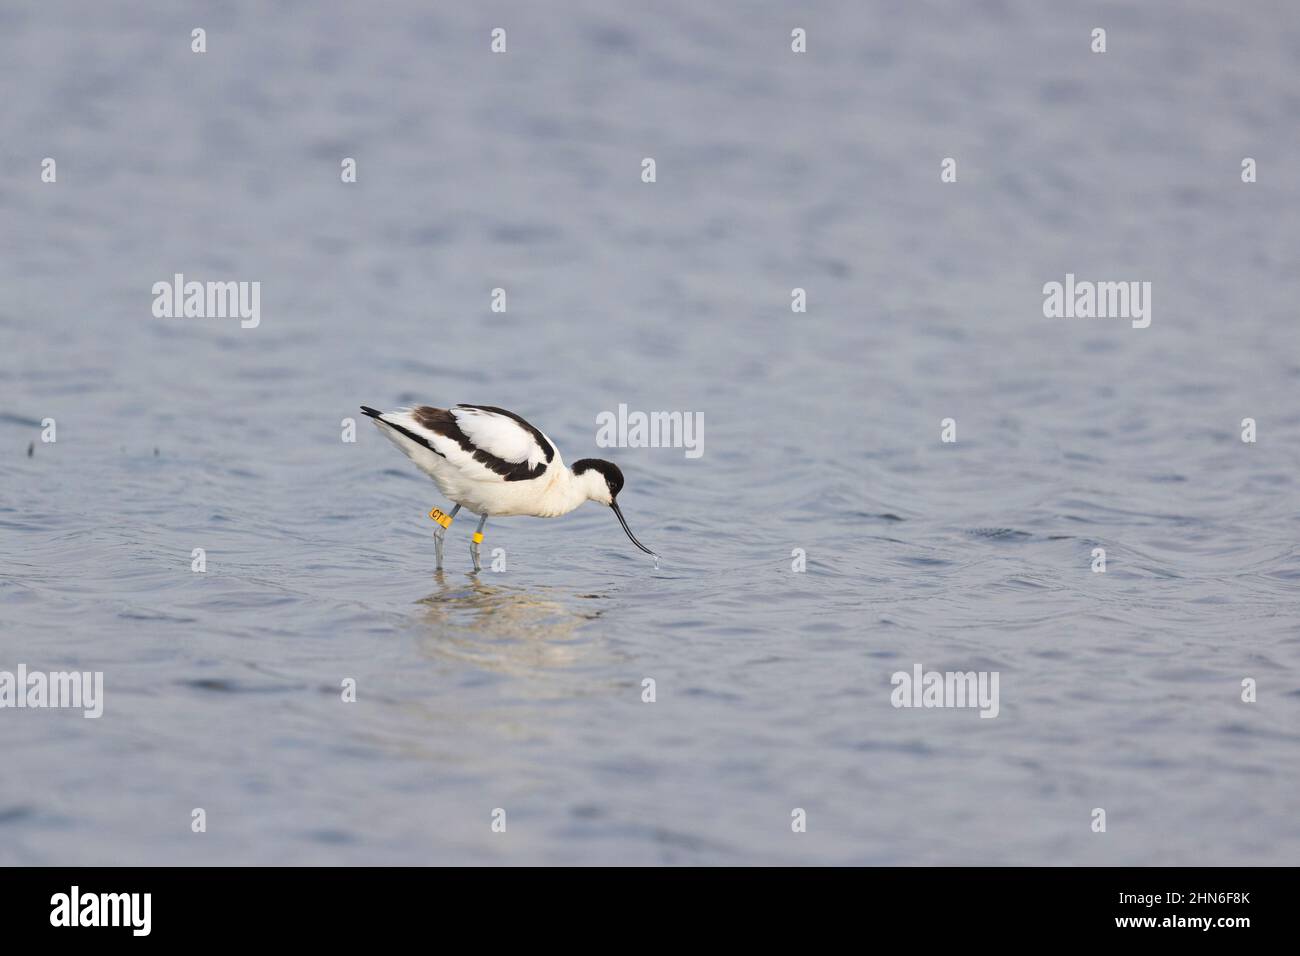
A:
[470, 514, 488, 572]
[429, 504, 460, 570]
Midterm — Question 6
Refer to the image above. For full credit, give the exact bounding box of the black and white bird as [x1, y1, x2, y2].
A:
[360, 404, 656, 571]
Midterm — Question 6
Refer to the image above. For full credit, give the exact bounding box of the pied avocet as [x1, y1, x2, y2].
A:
[361, 403, 656, 571]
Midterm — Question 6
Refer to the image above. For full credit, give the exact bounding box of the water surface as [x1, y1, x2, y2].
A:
[1, 0, 1298, 864]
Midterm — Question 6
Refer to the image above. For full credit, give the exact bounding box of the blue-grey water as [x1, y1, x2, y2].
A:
[2, 0, 1299, 865]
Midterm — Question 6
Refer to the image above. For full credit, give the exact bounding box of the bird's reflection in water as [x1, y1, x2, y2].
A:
[414, 572, 605, 675]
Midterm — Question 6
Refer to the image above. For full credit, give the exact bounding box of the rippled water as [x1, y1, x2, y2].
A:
[2, 1, 1299, 865]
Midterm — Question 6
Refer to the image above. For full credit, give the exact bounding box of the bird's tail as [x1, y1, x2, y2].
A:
[360, 405, 383, 419]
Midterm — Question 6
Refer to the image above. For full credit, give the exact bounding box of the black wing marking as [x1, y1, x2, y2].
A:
[413, 405, 549, 481]
[360, 406, 446, 458]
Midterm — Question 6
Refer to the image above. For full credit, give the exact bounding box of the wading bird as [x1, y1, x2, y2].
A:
[361, 404, 656, 571]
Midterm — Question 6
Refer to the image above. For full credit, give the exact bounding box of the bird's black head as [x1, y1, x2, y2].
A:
[573, 458, 625, 499]
[573, 457, 655, 557]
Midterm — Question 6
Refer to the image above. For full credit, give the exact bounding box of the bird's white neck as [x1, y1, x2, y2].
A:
[539, 466, 609, 517]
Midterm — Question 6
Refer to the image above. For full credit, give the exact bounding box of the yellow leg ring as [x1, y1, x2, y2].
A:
[472, 532, 484, 544]
[429, 508, 453, 529]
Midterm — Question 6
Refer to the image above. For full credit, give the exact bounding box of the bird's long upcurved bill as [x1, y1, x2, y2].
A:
[611, 501, 656, 556]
